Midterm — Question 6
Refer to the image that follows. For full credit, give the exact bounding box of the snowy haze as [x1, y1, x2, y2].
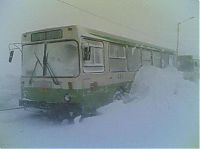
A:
[0, 0, 199, 76]
[0, 0, 199, 148]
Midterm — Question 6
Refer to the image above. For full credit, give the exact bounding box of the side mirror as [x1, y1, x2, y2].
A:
[9, 50, 14, 63]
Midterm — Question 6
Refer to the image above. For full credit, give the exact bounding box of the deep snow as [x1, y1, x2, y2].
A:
[0, 65, 199, 148]
[0, 74, 20, 109]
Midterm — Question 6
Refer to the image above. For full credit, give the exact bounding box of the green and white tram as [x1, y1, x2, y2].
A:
[9, 25, 176, 121]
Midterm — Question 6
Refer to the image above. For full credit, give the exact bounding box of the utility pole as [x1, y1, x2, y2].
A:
[176, 17, 195, 66]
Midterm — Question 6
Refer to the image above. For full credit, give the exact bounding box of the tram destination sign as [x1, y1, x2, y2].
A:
[31, 29, 63, 42]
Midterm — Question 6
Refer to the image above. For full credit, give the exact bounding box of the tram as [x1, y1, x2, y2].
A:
[9, 25, 176, 121]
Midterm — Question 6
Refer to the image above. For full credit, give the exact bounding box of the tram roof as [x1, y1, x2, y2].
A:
[22, 25, 175, 54]
[78, 25, 175, 53]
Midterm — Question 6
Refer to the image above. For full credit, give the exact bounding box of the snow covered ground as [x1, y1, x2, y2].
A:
[0, 74, 20, 109]
[0, 66, 199, 148]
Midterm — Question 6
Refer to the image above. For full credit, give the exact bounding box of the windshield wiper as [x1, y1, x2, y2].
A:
[43, 51, 60, 85]
[29, 48, 60, 85]
[43, 47, 47, 76]
[46, 61, 60, 85]
[29, 52, 43, 84]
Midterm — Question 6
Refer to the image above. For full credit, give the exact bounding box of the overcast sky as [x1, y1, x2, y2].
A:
[0, 0, 199, 76]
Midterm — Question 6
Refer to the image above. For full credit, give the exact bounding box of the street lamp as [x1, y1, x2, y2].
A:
[176, 16, 195, 60]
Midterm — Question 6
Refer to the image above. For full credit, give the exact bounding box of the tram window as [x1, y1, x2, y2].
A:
[109, 44, 126, 58]
[142, 50, 152, 65]
[22, 44, 44, 76]
[109, 43, 127, 72]
[83, 47, 91, 61]
[82, 39, 104, 73]
[46, 41, 79, 77]
[161, 53, 169, 68]
[83, 46, 103, 66]
[127, 47, 142, 71]
[169, 55, 175, 66]
[152, 51, 161, 67]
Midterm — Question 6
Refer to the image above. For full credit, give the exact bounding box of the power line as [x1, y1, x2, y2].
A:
[56, 0, 195, 45]
[55, 0, 154, 38]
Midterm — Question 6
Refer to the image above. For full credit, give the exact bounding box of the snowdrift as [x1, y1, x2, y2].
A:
[0, 66, 198, 148]
[0, 74, 20, 108]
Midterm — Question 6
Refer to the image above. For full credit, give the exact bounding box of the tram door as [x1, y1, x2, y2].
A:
[81, 38, 106, 111]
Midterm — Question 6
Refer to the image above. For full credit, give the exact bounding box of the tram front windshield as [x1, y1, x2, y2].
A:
[22, 41, 79, 77]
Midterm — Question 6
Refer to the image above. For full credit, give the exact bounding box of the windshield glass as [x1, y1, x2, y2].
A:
[22, 43, 44, 76]
[22, 41, 79, 77]
[46, 41, 79, 77]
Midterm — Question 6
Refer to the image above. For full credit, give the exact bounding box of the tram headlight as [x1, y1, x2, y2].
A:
[64, 93, 71, 102]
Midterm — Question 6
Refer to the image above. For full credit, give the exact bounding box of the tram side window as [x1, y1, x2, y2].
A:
[82, 40, 104, 73]
[127, 47, 142, 71]
[152, 51, 161, 68]
[142, 50, 152, 66]
[109, 43, 127, 72]
[161, 53, 169, 68]
[169, 54, 176, 66]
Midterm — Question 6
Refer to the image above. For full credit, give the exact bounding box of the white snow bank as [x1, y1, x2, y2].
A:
[73, 65, 198, 147]
[0, 74, 20, 108]
[0, 66, 198, 148]
[132, 65, 196, 99]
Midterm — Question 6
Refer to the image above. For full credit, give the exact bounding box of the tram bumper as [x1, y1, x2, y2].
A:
[19, 98, 50, 109]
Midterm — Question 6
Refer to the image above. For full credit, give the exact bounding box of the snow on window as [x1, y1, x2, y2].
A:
[109, 43, 127, 72]
[46, 41, 79, 77]
[127, 47, 142, 71]
[152, 51, 161, 67]
[82, 39, 104, 73]
[109, 43, 126, 58]
[22, 43, 44, 76]
[142, 50, 152, 66]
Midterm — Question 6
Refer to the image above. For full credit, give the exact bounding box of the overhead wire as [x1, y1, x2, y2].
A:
[55, 0, 156, 39]
[55, 0, 196, 45]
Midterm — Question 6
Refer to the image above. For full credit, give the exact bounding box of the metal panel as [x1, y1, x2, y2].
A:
[127, 47, 142, 71]
[142, 50, 152, 66]
[152, 51, 161, 67]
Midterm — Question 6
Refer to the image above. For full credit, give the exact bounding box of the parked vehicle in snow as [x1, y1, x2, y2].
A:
[9, 25, 176, 121]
